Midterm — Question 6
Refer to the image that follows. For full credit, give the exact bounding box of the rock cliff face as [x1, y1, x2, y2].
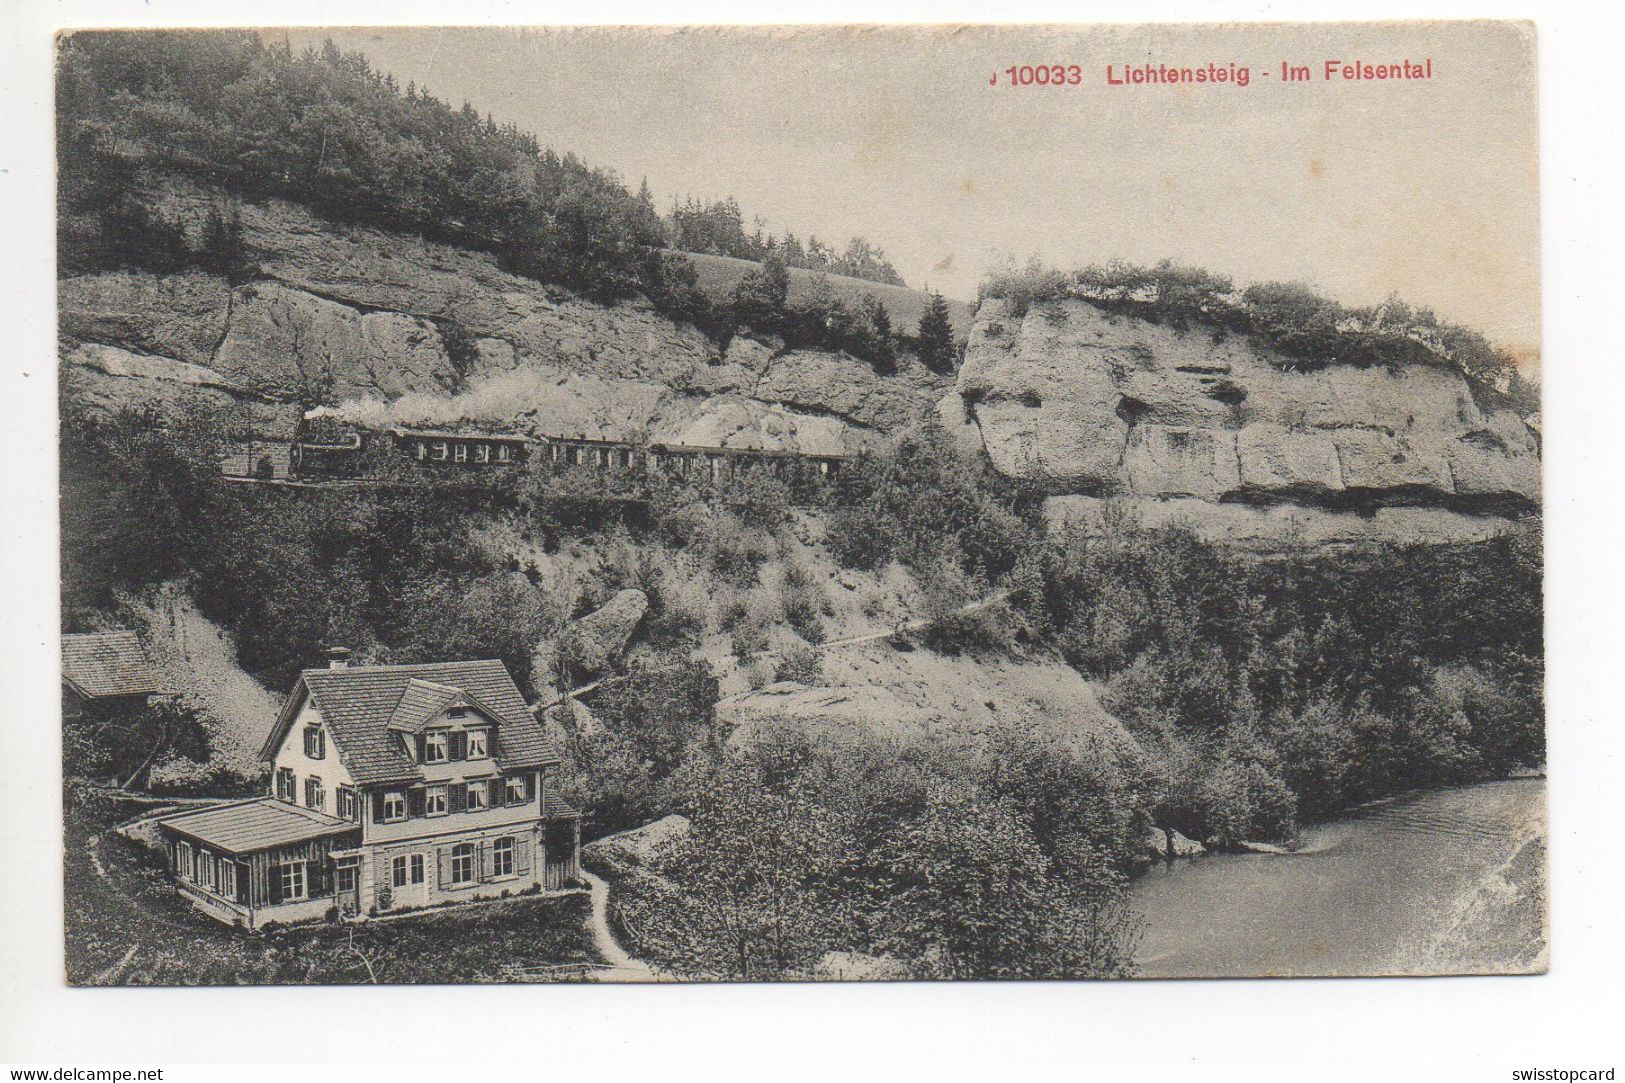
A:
[946, 298, 1540, 549]
[58, 178, 947, 452]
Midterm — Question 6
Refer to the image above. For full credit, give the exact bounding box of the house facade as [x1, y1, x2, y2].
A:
[156, 653, 580, 929]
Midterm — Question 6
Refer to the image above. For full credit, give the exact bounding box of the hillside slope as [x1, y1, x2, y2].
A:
[683, 250, 976, 338]
[59, 175, 950, 454]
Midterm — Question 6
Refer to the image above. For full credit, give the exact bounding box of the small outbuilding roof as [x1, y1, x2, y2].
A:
[61, 631, 160, 699]
[157, 797, 358, 855]
[542, 792, 581, 819]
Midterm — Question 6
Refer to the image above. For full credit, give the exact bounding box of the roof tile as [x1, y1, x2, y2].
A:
[283, 660, 559, 786]
[157, 797, 359, 854]
[62, 631, 160, 699]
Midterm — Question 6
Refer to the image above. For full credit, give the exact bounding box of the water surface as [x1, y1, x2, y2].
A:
[1131, 778, 1546, 978]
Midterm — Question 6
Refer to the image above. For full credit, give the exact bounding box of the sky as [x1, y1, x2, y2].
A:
[283, 22, 1539, 364]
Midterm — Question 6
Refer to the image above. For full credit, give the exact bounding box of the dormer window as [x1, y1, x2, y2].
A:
[381, 791, 406, 822]
[303, 726, 324, 759]
[466, 729, 489, 759]
[424, 731, 449, 763]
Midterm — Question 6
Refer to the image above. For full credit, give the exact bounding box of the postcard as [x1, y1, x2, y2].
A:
[57, 21, 1542, 984]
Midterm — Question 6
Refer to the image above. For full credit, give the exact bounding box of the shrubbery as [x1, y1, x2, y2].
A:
[979, 256, 1537, 411]
[615, 722, 1146, 980]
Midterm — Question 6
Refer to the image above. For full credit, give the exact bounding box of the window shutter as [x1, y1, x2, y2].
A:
[486, 779, 500, 808]
[450, 732, 468, 761]
[450, 783, 467, 813]
[238, 861, 252, 904]
[437, 848, 452, 889]
[372, 791, 386, 824]
[514, 836, 532, 876]
[415, 735, 426, 763]
[268, 864, 284, 904]
[308, 857, 327, 897]
[407, 787, 425, 818]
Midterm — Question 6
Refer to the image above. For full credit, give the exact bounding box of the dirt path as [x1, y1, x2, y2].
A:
[580, 870, 660, 982]
[534, 587, 1016, 712]
[813, 588, 1014, 652]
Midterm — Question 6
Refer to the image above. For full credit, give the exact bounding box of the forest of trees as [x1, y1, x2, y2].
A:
[57, 31, 962, 374]
[665, 194, 905, 284]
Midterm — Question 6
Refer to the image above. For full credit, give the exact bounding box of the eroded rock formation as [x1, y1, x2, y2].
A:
[58, 178, 948, 454]
[947, 297, 1540, 548]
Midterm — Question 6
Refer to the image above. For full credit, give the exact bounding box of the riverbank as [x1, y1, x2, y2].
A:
[1130, 778, 1546, 978]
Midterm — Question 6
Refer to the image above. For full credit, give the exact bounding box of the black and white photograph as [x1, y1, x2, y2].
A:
[44, 19, 1551, 991]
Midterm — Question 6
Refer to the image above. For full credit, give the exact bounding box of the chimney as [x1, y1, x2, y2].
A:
[326, 647, 353, 670]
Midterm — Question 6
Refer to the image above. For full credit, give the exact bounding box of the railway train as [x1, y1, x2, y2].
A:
[220, 417, 847, 488]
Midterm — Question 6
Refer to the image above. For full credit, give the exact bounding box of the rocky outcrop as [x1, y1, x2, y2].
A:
[955, 298, 1540, 548]
[59, 178, 950, 451]
[1146, 827, 1206, 861]
[534, 589, 650, 686]
[717, 681, 943, 748]
[59, 271, 232, 368]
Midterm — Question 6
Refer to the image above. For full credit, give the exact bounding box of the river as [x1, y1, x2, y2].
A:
[1130, 778, 1547, 978]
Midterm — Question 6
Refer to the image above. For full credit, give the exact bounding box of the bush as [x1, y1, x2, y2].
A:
[775, 642, 822, 685]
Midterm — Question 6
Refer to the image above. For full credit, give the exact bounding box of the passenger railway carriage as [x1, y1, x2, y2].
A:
[221, 415, 847, 489]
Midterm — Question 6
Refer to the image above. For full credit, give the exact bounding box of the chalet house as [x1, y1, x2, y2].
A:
[156, 652, 580, 929]
[62, 630, 161, 718]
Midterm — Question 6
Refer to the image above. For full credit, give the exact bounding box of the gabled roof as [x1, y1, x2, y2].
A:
[261, 660, 559, 787]
[157, 797, 358, 855]
[384, 678, 507, 734]
[62, 631, 160, 699]
[386, 678, 461, 732]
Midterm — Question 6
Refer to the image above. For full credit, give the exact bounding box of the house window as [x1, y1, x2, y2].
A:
[424, 732, 448, 763]
[474, 444, 490, 464]
[447, 707, 467, 719]
[450, 843, 475, 885]
[496, 444, 512, 463]
[391, 855, 409, 888]
[303, 726, 324, 759]
[219, 860, 237, 899]
[493, 837, 515, 878]
[430, 441, 448, 461]
[453, 443, 468, 463]
[176, 841, 193, 879]
[334, 861, 358, 895]
[425, 784, 448, 816]
[382, 791, 406, 822]
[277, 861, 307, 901]
[466, 729, 488, 759]
[337, 785, 357, 821]
[505, 775, 528, 805]
[276, 767, 295, 803]
[198, 851, 215, 891]
[415, 441, 427, 461]
[304, 777, 324, 811]
[410, 853, 425, 884]
[465, 781, 488, 812]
